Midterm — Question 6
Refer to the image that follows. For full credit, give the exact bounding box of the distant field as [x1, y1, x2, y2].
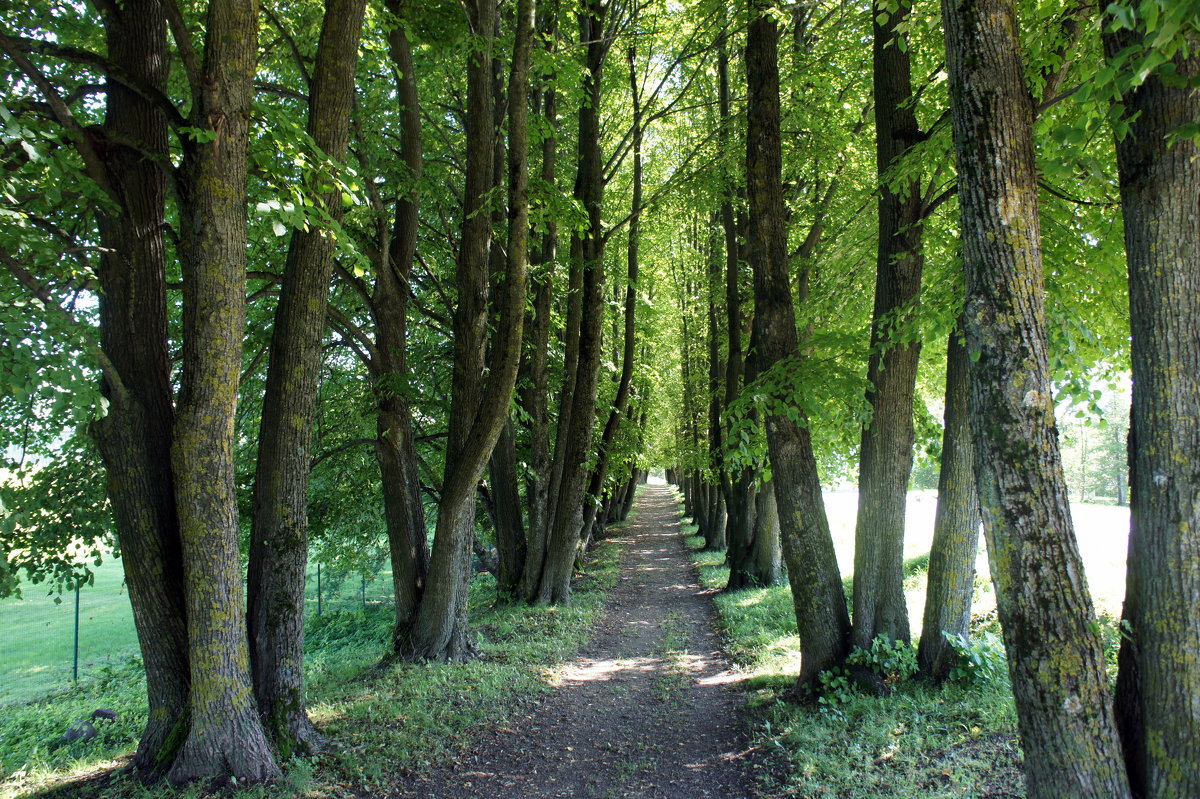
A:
[822, 489, 1130, 634]
[1, 491, 1131, 706]
[0, 560, 396, 706]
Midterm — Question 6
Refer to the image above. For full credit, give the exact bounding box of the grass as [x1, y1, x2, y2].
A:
[0, 536, 624, 799]
[677, 486, 1143, 799]
[0, 560, 400, 707]
[0, 564, 140, 706]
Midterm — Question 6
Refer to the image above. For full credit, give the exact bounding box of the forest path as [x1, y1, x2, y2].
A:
[391, 484, 763, 799]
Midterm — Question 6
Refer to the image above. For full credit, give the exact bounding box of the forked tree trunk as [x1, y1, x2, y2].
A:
[534, 0, 609, 605]
[1103, 24, 1200, 799]
[168, 0, 280, 784]
[89, 0, 189, 772]
[247, 0, 366, 757]
[941, 0, 1130, 795]
[396, 0, 530, 657]
[745, 2, 849, 690]
[917, 325, 980, 681]
[851, 1, 924, 650]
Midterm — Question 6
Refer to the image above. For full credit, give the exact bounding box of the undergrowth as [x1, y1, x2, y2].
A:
[1, 536, 623, 799]
[681, 513, 1026, 799]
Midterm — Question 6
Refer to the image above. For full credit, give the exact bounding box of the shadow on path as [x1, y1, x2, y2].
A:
[391, 485, 763, 799]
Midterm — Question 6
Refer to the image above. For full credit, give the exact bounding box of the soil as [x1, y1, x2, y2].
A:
[391, 485, 764, 799]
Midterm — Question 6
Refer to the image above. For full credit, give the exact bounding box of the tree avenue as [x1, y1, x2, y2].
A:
[0, 0, 1196, 794]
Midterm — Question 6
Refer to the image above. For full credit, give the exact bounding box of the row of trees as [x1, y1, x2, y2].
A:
[0, 0, 665, 784]
[1, 0, 1196, 796]
[653, 1, 1197, 798]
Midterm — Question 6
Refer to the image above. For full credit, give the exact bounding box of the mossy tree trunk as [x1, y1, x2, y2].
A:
[917, 323, 980, 681]
[851, 0, 924, 651]
[168, 0, 280, 784]
[941, 0, 1131, 795]
[745, 1, 850, 690]
[1103, 23, 1200, 799]
[89, 0, 189, 773]
[246, 0, 367, 758]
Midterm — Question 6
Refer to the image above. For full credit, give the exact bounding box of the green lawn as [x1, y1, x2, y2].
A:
[0, 562, 138, 706]
[0, 558, 397, 706]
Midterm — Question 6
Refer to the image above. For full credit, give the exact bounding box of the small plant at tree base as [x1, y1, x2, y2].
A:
[941, 630, 1006, 685]
[813, 635, 918, 713]
[846, 635, 918, 686]
[814, 666, 856, 718]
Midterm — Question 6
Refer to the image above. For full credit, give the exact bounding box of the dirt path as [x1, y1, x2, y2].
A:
[392, 485, 762, 799]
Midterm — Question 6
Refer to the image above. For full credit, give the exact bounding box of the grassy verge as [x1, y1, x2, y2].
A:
[1, 536, 624, 799]
[676, 499, 1025, 798]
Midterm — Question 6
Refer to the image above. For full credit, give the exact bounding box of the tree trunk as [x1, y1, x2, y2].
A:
[1104, 25, 1200, 799]
[489, 420, 526, 596]
[580, 43, 642, 546]
[247, 0, 366, 757]
[941, 0, 1130, 795]
[86, 0, 190, 775]
[373, 9, 430, 654]
[517, 2, 558, 593]
[745, 2, 849, 691]
[851, 1, 924, 651]
[535, 0, 608, 605]
[749, 479, 782, 584]
[396, 0, 529, 657]
[168, 0, 280, 784]
[917, 324, 980, 681]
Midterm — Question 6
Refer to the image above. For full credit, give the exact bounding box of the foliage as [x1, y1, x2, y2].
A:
[0, 435, 111, 599]
[940, 631, 1008, 686]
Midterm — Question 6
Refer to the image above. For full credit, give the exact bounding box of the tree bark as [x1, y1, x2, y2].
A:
[1103, 25, 1200, 799]
[745, 1, 849, 690]
[247, 0, 366, 757]
[89, 0, 189, 772]
[851, 1, 924, 650]
[917, 324, 980, 681]
[941, 0, 1131, 794]
[168, 0, 280, 784]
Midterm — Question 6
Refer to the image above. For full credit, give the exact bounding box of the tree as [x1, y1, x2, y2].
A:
[941, 0, 1130, 794]
[1102, 7, 1200, 795]
[531, 0, 611, 605]
[745, 0, 849, 690]
[247, 0, 367, 757]
[394, 0, 530, 658]
[917, 322, 980, 681]
[165, 0, 282, 783]
[850, 0, 924, 652]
